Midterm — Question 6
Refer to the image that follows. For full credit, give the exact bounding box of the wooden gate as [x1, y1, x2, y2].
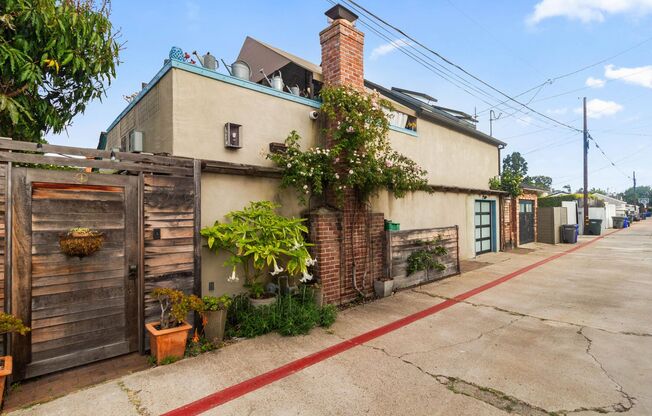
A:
[0, 137, 201, 381]
[11, 169, 139, 379]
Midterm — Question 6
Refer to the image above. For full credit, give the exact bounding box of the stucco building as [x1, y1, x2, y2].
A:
[101, 5, 523, 299]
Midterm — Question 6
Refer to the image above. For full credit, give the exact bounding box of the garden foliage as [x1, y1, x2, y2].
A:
[268, 85, 429, 205]
[226, 287, 337, 338]
[0, 0, 120, 142]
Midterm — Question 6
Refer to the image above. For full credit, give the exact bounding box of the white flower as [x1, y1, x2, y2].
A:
[227, 268, 239, 282]
[270, 263, 284, 276]
[303, 184, 308, 190]
[299, 270, 313, 283]
[346, 126, 355, 133]
[334, 173, 339, 179]
[287, 163, 292, 168]
[305, 257, 318, 267]
[385, 160, 393, 168]
[349, 169, 354, 175]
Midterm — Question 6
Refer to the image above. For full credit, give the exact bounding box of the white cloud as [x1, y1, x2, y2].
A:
[370, 38, 411, 60]
[585, 77, 606, 88]
[527, 0, 652, 24]
[547, 107, 568, 115]
[574, 98, 623, 119]
[604, 64, 652, 88]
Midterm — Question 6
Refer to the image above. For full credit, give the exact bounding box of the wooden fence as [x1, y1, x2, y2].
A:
[386, 226, 460, 290]
[0, 138, 201, 380]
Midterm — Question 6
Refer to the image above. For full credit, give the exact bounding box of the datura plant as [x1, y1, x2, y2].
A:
[200, 201, 316, 294]
[268, 85, 429, 205]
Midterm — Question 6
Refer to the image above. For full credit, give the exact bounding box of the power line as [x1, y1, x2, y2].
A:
[331, 0, 563, 131]
[477, 33, 652, 115]
[587, 133, 632, 179]
[343, 0, 582, 133]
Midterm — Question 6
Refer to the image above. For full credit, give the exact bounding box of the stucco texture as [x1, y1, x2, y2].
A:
[200, 173, 306, 296]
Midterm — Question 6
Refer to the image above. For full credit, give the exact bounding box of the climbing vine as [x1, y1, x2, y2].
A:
[406, 239, 447, 276]
[268, 85, 429, 205]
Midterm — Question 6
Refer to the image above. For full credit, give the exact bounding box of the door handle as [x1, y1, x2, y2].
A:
[128, 264, 138, 280]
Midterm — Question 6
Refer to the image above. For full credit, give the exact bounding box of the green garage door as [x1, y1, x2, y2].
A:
[475, 201, 493, 255]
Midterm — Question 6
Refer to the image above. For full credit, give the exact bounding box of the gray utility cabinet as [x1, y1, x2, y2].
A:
[537, 207, 568, 244]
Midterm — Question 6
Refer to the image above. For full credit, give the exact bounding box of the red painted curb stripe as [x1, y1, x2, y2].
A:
[163, 230, 620, 416]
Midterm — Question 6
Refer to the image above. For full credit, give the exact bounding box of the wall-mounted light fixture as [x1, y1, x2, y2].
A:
[224, 123, 242, 148]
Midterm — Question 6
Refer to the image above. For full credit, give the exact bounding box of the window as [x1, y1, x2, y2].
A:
[386, 109, 417, 132]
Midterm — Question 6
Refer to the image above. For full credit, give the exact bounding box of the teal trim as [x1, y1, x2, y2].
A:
[490, 200, 497, 252]
[106, 60, 322, 133]
[106, 61, 173, 132]
[389, 125, 418, 137]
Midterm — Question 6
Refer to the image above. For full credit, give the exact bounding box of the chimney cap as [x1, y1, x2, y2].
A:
[325, 4, 358, 23]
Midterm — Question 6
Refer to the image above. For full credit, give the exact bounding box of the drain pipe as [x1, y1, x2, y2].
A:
[351, 208, 366, 299]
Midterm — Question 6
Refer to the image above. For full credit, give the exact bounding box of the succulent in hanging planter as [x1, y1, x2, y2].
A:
[59, 227, 105, 258]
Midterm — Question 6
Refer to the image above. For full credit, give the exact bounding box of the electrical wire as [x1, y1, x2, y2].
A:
[342, 0, 583, 133]
[329, 0, 559, 130]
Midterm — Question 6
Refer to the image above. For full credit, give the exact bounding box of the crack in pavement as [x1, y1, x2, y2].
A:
[396, 316, 523, 359]
[572, 327, 636, 414]
[117, 381, 151, 416]
[411, 289, 652, 338]
[361, 342, 555, 415]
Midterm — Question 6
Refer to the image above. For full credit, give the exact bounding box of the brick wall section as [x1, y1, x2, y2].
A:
[501, 196, 514, 250]
[308, 199, 384, 305]
[319, 19, 364, 89]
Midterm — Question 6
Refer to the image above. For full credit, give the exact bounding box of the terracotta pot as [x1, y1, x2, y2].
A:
[249, 296, 276, 308]
[145, 321, 191, 364]
[0, 356, 12, 406]
[203, 309, 227, 344]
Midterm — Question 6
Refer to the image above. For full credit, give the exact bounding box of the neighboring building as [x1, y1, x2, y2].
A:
[101, 5, 509, 297]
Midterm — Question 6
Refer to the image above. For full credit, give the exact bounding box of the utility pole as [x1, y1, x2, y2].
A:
[633, 171, 637, 203]
[583, 97, 589, 234]
[489, 110, 502, 137]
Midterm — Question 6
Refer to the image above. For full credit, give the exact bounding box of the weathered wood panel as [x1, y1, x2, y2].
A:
[27, 182, 131, 375]
[143, 174, 196, 332]
[388, 226, 460, 290]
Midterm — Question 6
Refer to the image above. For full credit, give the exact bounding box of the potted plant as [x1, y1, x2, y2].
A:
[374, 277, 394, 298]
[0, 313, 30, 405]
[145, 288, 203, 364]
[201, 201, 316, 308]
[201, 294, 231, 344]
[59, 227, 104, 258]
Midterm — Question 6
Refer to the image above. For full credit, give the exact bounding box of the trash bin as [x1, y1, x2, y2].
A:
[612, 216, 625, 229]
[623, 217, 629, 228]
[588, 219, 603, 235]
[561, 224, 578, 243]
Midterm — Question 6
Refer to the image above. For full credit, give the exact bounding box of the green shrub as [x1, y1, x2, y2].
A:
[225, 286, 337, 338]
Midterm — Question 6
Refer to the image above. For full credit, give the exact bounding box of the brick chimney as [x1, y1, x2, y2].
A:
[320, 4, 364, 89]
[310, 5, 385, 305]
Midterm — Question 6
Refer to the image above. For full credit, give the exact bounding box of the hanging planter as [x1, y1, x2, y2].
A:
[59, 227, 105, 258]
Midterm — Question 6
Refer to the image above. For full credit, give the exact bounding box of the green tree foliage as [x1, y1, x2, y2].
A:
[490, 152, 528, 197]
[0, 0, 120, 142]
[619, 185, 652, 205]
[523, 175, 552, 190]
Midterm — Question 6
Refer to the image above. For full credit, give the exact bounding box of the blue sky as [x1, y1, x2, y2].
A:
[47, 0, 652, 193]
